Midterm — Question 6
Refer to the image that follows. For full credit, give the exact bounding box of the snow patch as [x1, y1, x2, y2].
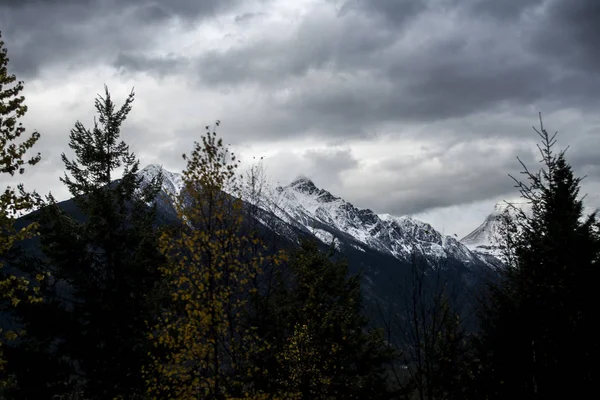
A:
[311, 228, 341, 250]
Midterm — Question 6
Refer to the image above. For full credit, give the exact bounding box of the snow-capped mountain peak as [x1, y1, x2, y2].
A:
[286, 177, 340, 203]
[289, 176, 318, 193]
[270, 177, 497, 269]
[136, 164, 502, 271]
[139, 164, 184, 198]
[460, 200, 529, 258]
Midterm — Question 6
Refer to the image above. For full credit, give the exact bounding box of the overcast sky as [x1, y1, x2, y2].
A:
[1, 0, 600, 238]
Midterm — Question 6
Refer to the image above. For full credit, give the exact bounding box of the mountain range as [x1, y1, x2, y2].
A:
[8, 164, 507, 336]
[137, 164, 504, 325]
[140, 164, 503, 270]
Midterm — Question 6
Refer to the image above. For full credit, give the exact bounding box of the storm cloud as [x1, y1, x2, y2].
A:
[1, 0, 599, 237]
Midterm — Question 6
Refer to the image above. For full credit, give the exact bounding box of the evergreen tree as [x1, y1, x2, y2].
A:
[0, 31, 43, 390]
[254, 239, 394, 399]
[12, 85, 165, 398]
[475, 114, 600, 399]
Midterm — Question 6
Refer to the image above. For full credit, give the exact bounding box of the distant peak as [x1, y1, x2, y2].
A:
[138, 164, 184, 196]
[139, 164, 169, 180]
[289, 175, 319, 194]
[140, 164, 181, 177]
[141, 163, 163, 172]
[290, 175, 315, 186]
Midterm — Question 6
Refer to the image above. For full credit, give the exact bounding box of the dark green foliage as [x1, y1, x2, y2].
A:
[475, 115, 600, 399]
[253, 239, 395, 399]
[0, 31, 44, 394]
[382, 254, 474, 400]
[7, 86, 166, 399]
[2, 264, 80, 398]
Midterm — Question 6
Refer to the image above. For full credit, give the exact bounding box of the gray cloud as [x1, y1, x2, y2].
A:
[303, 148, 360, 187]
[530, 0, 600, 75]
[565, 129, 600, 178]
[466, 0, 544, 20]
[114, 52, 189, 78]
[145, 0, 592, 142]
[338, 0, 426, 25]
[234, 11, 266, 24]
[0, 0, 239, 24]
[0, 0, 242, 78]
[192, 8, 397, 89]
[231, 146, 360, 195]
[350, 139, 537, 216]
[94, 0, 600, 144]
[2, 0, 600, 236]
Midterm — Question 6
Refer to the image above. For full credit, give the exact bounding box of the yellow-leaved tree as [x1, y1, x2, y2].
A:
[144, 123, 286, 399]
[0, 32, 43, 388]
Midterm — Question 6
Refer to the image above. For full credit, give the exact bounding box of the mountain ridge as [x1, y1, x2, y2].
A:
[138, 164, 503, 273]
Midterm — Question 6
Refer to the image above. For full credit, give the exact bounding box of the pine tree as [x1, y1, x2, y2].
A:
[144, 124, 286, 399]
[254, 239, 394, 399]
[0, 31, 43, 390]
[17, 85, 165, 398]
[475, 114, 600, 399]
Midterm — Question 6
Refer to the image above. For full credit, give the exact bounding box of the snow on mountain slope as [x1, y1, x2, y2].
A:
[139, 164, 184, 198]
[244, 176, 499, 269]
[137, 165, 501, 270]
[460, 201, 528, 258]
[462, 194, 599, 259]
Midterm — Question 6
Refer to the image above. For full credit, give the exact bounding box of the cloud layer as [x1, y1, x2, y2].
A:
[1, 0, 599, 236]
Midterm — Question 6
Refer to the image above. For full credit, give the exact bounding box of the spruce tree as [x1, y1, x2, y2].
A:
[22, 86, 165, 398]
[476, 114, 600, 399]
[0, 31, 43, 390]
[255, 239, 394, 399]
